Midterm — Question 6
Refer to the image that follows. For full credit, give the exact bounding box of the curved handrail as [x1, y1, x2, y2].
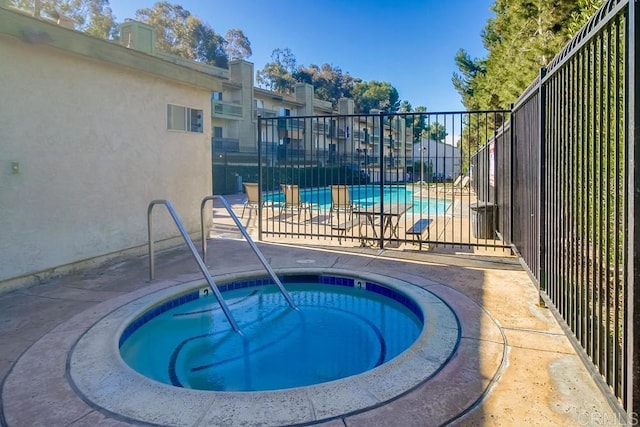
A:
[201, 195, 298, 310]
[148, 200, 242, 334]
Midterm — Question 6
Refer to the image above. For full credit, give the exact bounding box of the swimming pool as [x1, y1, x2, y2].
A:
[69, 268, 460, 425]
[266, 184, 450, 215]
[119, 275, 422, 391]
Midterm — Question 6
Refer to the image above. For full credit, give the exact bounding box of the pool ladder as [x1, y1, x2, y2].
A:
[147, 198, 297, 335]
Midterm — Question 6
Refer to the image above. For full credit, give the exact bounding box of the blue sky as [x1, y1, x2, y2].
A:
[108, 0, 495, 112]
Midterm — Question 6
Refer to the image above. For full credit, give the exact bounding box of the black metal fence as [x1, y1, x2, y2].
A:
[249, 111, 509, 250]
[213, 0, 639, 415]
[506, 0, 638, 417]
[470, 121, 512, 244]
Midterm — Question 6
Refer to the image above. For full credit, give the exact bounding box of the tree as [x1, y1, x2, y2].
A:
[398, 100, 412, 113]
[451, 49, 486, 110]
[453, 0, 600, 111]
[256, 49, 404, 114]
[293, 63, 356, 107]
[135, 1, 227, 67]
[399, 103, 429, 143]
[10, 0, 116, 38]
[427, 122, 447, 142]
[224, 29, 252, 61]
[351, 81, 400, 113]
[450, 0, 605, 173]
[256, 48, 297, 94]
[567, 0, 605, 34]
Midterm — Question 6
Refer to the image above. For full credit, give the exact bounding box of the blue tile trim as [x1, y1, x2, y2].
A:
[119, 290, 198, 347]
[366, 282, 424, 323]
[318, 275, 355, 287]
[119, 274, 423, 348]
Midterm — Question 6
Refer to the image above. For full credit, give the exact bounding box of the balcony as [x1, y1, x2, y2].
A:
[255, 108, 277, 119]
[212, 137, 240, 153]
[312, 98, 333, 111]
[312, 122, 330, 135]
[212, 100, 243, 119]
[276, 117, 305, 131]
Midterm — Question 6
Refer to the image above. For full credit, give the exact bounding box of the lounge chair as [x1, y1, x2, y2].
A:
[442, 175, 471, 195]
[450, 175, 464, 188]
[279, 184, 313, 221]
[329, 185, 355, 222]
[241, 182, 274, 218]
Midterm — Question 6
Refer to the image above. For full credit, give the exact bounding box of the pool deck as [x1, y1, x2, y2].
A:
[0, 197, 622, 426]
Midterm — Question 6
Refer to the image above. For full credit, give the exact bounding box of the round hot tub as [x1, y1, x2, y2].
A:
[69, 268, 460, 426]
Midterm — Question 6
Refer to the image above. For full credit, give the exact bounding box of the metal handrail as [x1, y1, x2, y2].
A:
[201, 195, 298, 310]
[147, 200, 242, 334]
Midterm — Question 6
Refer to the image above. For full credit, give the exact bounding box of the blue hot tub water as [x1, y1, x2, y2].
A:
[265, 184, 450, 215]
[119, 276, 423, 392]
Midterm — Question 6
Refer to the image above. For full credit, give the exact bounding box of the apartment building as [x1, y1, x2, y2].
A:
[210, 58, 409, 188]
[118, 21, 410, 179]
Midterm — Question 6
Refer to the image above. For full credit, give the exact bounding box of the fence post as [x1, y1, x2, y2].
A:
[627, 0, 640, 416]
[257, 114, 263, 240]
[538, 68, 547, 307]
[509, 103, 515, 249]
[378, 111, 385, 249]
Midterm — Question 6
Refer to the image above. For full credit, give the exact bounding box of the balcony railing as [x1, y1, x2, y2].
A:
[276, 117, 305, 130]
[212, 100, 243, 118]
[312, 122, 329, 135]
[255, 108, 277, 119]
[212, 137, 240, 152]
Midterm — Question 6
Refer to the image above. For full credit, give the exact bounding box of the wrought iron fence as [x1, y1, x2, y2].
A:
[215, 1, 639, 415]
[507, 0, 637, 417]
[470, 121, 512, 244]
[254, 111, 510, 250]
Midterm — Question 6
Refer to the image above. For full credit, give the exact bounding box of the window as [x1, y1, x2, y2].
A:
[255, 99, 264, 109]
[213, 126, 223, 138]
[212, 92, 223, 101]
[278, 107, 291, 116]
[167, 104, 203, 133]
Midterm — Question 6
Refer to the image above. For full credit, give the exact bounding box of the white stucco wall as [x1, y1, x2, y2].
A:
[0, 38, 213, 286]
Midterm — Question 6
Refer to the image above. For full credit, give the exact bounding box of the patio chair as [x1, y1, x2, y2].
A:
[329, 185, 355, 222]
[442, 175, 471, 195]
[279, 184, 313, 221]
[241, 182, 274, 218]
[450, 175, 463, 188]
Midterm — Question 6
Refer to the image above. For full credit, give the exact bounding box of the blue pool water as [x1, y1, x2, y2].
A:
[266, 184, 450, 215]
[119, 276, 422, 392]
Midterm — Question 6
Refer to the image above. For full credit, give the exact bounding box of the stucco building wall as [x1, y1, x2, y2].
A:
[0, 21, 214, 288]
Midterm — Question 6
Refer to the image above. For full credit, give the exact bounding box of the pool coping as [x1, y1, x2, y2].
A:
[69, 268, 460, 426]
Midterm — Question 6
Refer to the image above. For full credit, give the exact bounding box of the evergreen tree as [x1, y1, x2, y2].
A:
[454, 0, 604, 111]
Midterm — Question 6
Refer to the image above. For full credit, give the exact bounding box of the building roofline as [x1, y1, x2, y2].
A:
[0, 5, 223, 91]
[254, 87, 303, 107]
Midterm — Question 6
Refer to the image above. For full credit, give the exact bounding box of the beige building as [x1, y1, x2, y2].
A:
[0, 6, 220, 290]
[0, 3, 410, 289]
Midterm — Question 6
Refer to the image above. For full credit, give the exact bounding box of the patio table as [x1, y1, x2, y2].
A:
[352, 203, 411, 245]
